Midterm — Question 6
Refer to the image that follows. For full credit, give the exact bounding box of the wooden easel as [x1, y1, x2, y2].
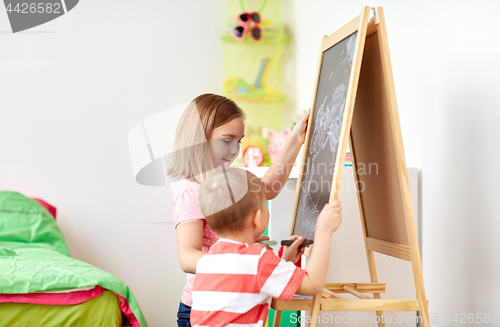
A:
[271, 6, 430, 327]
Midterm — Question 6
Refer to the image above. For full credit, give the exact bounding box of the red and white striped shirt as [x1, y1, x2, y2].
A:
[191, 239, 306, 327]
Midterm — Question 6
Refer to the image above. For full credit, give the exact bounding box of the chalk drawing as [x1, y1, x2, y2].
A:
[294, 33, 357, 239]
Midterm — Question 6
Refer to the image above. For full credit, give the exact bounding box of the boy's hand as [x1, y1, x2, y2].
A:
[316, 200, 343, 234]
[291, 109, 310, 145]
[282, 235, 307, 263]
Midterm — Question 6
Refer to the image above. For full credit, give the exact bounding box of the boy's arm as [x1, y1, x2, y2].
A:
[295, 201, 343, 295]
[295, 232, 332, 294]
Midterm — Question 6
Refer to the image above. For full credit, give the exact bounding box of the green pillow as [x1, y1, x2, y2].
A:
[0, 191, 69, 256]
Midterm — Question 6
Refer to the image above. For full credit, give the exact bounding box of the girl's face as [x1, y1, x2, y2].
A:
[210, 116, 245, 169]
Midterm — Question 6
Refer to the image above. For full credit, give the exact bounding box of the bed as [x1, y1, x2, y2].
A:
[0, 191, 148, 327]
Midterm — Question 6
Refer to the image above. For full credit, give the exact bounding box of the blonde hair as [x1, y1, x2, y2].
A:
[167, 94, 245, 183]
[199, 168, 263, 234]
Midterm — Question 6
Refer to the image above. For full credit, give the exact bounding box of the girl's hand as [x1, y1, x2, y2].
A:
[282, 235, 307, 263]
[292, 109, 311, 145]
[254, 234, 271, 250]
[254, 234, 270, 242]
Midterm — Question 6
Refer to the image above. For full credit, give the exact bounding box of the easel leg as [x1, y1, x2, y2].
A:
[366, 251, 386, 327]
[373, 295, 385, 327]
[273, 310, 282, 327]
[308, 294, 321, 327]
[417, 294, 430, 327]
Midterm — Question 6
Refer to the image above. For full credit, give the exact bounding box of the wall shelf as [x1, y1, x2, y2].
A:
[221, 31, 288, 45]
[243, 166, 299, 179]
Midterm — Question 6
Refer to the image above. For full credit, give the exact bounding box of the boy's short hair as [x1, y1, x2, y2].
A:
[199, 168, 263, 234]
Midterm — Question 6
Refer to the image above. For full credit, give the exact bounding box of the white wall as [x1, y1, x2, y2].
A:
[0, 1, 226, 326]
[285, 0, 500, 325]
[2, 1, 500, 326]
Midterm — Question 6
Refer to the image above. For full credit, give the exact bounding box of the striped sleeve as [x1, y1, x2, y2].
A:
[257, 250, 306, 301]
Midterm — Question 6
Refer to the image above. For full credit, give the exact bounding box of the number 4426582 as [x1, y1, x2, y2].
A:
[446, 313, 498, 324]
[5, 3, 62, 14]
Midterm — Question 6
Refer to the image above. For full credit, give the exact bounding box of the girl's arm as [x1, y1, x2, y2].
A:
[177, 221, 270, 273]
[176, 220, 205, 274]
[261, 110, 310, 200]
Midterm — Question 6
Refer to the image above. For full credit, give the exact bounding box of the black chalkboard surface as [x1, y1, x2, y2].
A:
[293, 32, 357, 240]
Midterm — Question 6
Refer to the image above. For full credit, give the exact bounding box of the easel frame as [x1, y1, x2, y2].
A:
[288, 6, 369, 238]
[272, 6, 430, 327]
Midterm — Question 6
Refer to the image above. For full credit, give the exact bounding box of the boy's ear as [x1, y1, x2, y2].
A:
[252, 208, 263, 230]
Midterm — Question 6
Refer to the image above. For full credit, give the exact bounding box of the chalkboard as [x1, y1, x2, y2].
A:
[275, 9, 430, 326]
[292, 32, 357, 240]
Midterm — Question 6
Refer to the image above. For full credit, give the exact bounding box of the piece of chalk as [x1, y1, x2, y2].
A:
[281, 239, 314, 246]
[258, 240, 278, 246]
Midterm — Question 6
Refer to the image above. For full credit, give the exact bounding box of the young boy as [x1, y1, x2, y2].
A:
[191, 168, 342, 327]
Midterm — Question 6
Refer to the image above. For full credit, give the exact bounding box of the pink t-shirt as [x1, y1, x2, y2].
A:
[172, 179, 218, 307]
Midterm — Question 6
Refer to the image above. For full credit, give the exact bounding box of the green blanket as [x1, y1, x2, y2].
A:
[0, 191, 148, 327]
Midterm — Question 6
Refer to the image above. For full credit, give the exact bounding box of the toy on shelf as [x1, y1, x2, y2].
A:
[267, 128, 290, 162]
[240, 135, 269, 167]
[222, 0, 287, 137]
[224, 57, 284, 103]
[344, 151, 353, 166]
[232, 12, 261, 41]
[243, 147, 265, 167]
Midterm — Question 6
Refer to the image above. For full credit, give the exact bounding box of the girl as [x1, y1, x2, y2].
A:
[168, 93, 309, 327]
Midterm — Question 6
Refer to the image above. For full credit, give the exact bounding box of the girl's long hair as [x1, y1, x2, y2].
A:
[167, 94, 244, 183]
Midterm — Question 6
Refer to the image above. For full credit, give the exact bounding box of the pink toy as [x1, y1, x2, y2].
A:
[267, 128, 291, 162]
